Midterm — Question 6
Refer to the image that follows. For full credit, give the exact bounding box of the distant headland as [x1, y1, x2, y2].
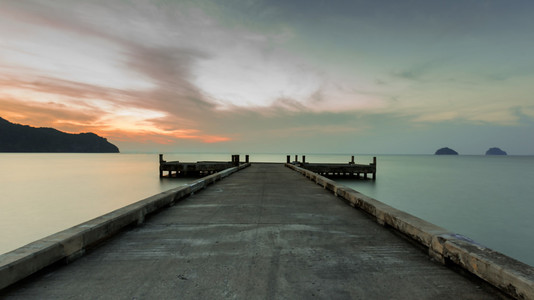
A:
[435, 147, 458, 155]
[0, 117, 119, 153]
[485, 147, 507, 155]
[434, 147, 510, 155]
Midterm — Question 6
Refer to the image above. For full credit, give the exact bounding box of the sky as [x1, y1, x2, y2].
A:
[1, 0, 534, 155]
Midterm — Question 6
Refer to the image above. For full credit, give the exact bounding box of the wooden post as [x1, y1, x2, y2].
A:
[295, 155, 298, 162]
[302, 155, 306, 163]
[245, 155, 249, 163]
[232, 154, 239, 165]
[372, 156, 377, 180]
[287, 155, 290, 163]
[159, 154, 164, 177]
[351, 156, 354, 164]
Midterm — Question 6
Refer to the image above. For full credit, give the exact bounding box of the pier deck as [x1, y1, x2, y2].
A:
[293, 155, 377, 179]
[300, 162, 376, 179]
[160, 161, 236, 177]
[2, 164, 505, 299]
[159, 154, 248, 177]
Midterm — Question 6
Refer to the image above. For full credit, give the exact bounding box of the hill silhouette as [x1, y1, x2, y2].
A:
[0, 117, 119, 153]
[435, 147, 458, 155]
[485, 147, 507, 155]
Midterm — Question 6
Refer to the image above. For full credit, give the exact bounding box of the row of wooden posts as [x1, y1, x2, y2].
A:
[159, 154, 375, 179]
[287, 155, 376, 165]
[231, 154, 250, 165]
[288, 155, 377, 180]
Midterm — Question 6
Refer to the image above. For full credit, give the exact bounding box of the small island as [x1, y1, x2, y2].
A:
[435, 147, 458, 155]
[0, 117, 119, 153]
[485, 147, 507, 155]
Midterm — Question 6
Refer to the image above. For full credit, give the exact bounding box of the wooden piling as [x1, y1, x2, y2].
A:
[159, 154, 164, 177]
[372, 156, 377, 180]
[297, 156, 376, 180]
[159, 154, 240, 178]
[232, 154, 240, 166]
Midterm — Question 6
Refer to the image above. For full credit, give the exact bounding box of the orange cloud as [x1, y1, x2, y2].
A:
[0, 88, 231, 146]
[98, 127, 231, 145]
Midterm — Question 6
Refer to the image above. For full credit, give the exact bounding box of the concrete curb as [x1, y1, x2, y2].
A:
[0, 163, 250, 291]
[286, 163, 534, 300]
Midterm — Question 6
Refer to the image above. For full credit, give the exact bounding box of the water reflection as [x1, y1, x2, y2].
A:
[0, 153, 190, 254]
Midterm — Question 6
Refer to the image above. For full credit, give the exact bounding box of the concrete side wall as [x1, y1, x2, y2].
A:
[286, 163, 534, 300]
[0, 163, 250, 291]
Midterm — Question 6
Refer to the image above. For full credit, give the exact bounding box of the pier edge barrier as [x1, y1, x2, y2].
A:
[0, 163, 250, 291]
[285, 163, 534, 300]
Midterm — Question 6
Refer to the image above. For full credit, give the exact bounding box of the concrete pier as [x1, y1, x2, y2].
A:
[159, 154, 247, 178]
[1, 164, 513, 299]
[290, 155, 377, 179]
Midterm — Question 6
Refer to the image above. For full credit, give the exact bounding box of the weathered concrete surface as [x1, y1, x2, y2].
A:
[287, 163, 534, 299]
[0, 163, 250, 291]
[2, 164, 508, 299]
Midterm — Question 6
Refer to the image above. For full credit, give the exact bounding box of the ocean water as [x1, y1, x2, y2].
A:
[0, 153, 190, 255]
[0, 153, 532, 267]
[337, 155, 534, 267]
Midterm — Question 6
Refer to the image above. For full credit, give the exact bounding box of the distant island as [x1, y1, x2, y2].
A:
[0, 117, 119, 153]
[435, 147, 458, 155]
[485, 147, 507, 155]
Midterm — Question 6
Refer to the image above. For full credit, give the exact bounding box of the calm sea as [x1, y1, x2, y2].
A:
[0, 153, 533, 267]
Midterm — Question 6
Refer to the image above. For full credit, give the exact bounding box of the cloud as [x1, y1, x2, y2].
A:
[2, 0, 380, 116]
[0, 1, 236, 144]
[0, 74, 231, 144]
[2, 0, 534, 154]
[391, 57, 453, 82]
[0, 97, 90, 124]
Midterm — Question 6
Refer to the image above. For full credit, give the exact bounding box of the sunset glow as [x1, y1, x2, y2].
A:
[1, 1, 534, 154]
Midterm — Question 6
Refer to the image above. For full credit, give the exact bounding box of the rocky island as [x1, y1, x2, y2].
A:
[0, 117, 119, 153]
[435, 147, 458, 155]
[485, 147, 507, 155]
